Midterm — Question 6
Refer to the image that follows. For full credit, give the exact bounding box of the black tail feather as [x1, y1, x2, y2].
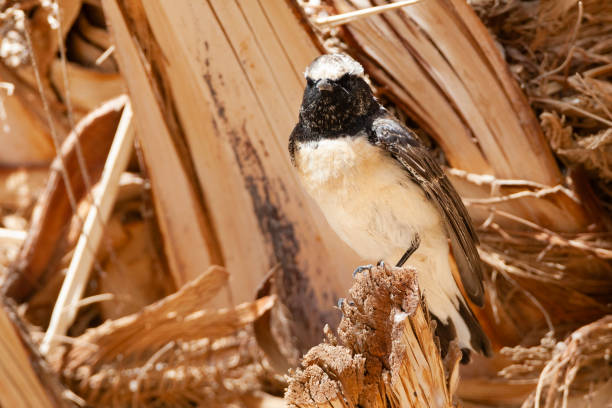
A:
[458, 300, 492, 357]
[430, 301, 491, 363]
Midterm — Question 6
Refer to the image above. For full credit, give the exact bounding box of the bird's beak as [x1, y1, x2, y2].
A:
[316, 79, 333, 92]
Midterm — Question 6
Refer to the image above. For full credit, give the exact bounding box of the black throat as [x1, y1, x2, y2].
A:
[288, 73, 383, 163]
[299, 100, 380, 137]
[289, 105, 384, 163]
[298, 73, 381, 137]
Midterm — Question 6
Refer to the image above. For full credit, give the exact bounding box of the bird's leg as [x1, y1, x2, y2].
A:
[396, 233, 421, 267]
[352, 264, 374, 277]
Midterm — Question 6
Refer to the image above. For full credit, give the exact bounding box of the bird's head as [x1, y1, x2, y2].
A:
[299, 53, 378, 134]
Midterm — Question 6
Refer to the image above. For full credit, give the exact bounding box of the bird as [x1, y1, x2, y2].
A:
[288, 53, 491, 361]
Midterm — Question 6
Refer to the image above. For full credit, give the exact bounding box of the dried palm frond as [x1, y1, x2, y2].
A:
[71, 332, 268, 407]
[477, 221, 612, 343]
[476, 0, 612, 205]
[59, 266, 278, 407]
[501, 315, 612, 408]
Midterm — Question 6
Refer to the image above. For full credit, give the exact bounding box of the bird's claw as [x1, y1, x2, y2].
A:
[353, 264, 373, 277]
[376, 259, 385, 268]
[337, 297, 345, 309]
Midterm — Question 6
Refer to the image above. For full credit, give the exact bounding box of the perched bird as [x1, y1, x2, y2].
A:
[289, 53, 491, 360]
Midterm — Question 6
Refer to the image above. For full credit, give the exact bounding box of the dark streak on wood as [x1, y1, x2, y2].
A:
[201, 64, 325, 351]
[230, 126, 324, 353]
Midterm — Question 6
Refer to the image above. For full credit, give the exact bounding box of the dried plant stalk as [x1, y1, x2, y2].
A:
[68, 331, 282, 407]
[49, 59, 124, 113]
[501, 315, 612, 408]
[63, 265, 269, 369]
[0, 63, 55, 165]
[41, 100, 134, 355]
[4, 96, 126, 302]
[475, 0, 612, 207]
[60, 265, 277, 406]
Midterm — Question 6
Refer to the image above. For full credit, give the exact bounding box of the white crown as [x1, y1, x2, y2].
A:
[305, 53, 364, 81]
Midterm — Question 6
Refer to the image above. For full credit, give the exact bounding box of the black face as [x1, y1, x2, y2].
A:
[298, 73, 378, 135]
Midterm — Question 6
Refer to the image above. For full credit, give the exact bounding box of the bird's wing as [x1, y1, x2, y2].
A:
[371, 116, 485, 306]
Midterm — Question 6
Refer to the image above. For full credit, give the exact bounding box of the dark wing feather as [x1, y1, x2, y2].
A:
[371, 117, 485, 307]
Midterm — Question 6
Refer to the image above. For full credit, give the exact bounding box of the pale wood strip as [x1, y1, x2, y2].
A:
[41, 101, 134, 355]
[101, 0, 220, 288]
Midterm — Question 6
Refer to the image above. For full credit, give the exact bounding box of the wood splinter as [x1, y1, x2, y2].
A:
[315, 0, 423, 28]
[41, 99, 135, 355]
[285, 264, 460, 408]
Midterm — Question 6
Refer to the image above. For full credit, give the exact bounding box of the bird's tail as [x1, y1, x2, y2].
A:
[432, 300, 491, 363]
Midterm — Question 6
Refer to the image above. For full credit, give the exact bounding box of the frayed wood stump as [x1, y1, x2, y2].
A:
[285, 264, 460, 408]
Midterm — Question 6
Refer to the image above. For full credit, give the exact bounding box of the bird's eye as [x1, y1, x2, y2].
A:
[306, 78, 315, 87]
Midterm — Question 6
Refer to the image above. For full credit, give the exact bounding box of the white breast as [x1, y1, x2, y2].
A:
[294, 135, 442, 261]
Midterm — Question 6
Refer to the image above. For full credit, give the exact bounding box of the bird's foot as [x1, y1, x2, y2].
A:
[352, 264, 373, 277]
[376, 259, 385, 268]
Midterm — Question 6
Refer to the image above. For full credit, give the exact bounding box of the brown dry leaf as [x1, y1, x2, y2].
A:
[60, 265, 278, 407]
[542, 112, 612, 180]
[64, 266, 273, 370]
